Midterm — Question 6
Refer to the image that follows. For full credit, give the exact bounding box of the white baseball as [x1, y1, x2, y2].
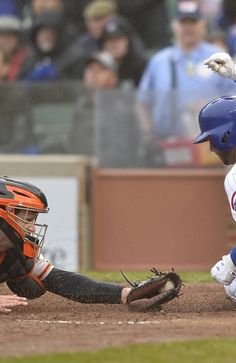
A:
[161, 280, 175, 291]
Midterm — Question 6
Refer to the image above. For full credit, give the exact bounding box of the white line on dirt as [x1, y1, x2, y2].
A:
[17, 319, 160, 325]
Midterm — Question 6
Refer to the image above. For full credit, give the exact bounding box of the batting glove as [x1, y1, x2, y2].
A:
[211, 254, 236, 285]
[204, 52, 236, 80]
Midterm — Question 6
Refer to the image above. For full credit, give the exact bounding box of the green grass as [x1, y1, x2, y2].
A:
[0, 271, 214, 363]
[84, 270, 212, 284]
[1, 339, 236, 363]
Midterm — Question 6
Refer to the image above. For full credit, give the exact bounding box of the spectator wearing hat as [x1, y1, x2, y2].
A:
[83, 0, 118, 42]
[69, 50, 119, 155]
[20, 11, 76, 81]
[54, 0, 119, 80]
[83, 50, 119, 89]
[70, 0, 118, 52]
[0, 0, 29, 80]
[49, 0, 145, 80]
[137, 0, 235, 146]
[74, 0, 118, 57]
[21, 0, 78, 47]
[100, 16, 147, 87]
[62, 0, 170, 51]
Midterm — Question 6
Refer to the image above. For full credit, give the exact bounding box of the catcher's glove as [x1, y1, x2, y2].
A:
[124, 268, 183, 312]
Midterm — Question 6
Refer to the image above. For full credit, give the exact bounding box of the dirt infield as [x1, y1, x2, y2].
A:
[1, 282, 236, 357]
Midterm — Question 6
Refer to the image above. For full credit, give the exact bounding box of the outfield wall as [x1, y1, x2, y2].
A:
[0, 157, 232, 272]
[92, 168, 229, 271]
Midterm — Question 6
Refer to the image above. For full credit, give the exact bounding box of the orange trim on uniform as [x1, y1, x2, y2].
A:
[38, 263, 52, 280]
[8, 272, 46, 291]
[0, 251, 6, 264]
[23, 242, 37, 259]
[27, 272, 46, 290]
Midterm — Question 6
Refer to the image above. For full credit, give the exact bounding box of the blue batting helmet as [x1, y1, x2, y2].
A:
[193, 96, 236, 151]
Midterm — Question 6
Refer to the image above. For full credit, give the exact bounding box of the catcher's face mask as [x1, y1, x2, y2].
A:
[7, 205, 48, 257]
[0, 176, 49, 257]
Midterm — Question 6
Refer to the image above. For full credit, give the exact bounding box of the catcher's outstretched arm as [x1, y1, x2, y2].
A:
[44, 268, 123, 304]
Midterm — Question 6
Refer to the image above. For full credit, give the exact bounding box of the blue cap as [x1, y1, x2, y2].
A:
[176, 1, 202, 21]
[0, 0, 21, 32]
[193, 96, 236, 152]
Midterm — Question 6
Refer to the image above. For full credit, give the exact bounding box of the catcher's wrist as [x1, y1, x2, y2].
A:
[121, 287, 131, 304]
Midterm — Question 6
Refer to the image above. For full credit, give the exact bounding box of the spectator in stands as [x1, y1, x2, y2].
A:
[101, 16, 147, 86]
[59, 0, 118, 79]
[72, 50, 141, 165]
[32, 0, 63, 15]
[82, 0, 118, 51]
[21, 11, 69, 81]
[63, 0, 170, 51]
[69, 50, 119, 155]
[22, 0, 77, 46]
[137, 0, 234, 144]
[0, 0, 28, 80]
[83, 50, 119, 89]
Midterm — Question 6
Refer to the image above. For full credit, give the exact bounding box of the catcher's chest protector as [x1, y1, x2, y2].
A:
[0, 248, 34, 283]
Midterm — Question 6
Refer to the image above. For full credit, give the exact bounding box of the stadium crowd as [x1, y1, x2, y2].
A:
[0, 0, 233, 84]
[0, 0, 236, 166]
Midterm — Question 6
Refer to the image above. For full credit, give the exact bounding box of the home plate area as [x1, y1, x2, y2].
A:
[1, 283, 236, 357]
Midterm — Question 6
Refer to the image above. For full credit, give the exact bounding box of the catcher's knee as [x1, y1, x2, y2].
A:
[7, 273, 46, 299]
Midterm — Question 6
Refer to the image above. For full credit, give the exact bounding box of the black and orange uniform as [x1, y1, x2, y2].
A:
[0, 177, 122, 304]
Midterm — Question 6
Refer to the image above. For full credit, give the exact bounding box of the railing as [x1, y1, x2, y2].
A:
[0, 81, 230, 168]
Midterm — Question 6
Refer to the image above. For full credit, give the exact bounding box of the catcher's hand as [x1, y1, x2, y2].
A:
[204, 52, 236, 80]
[124, 268, 183, 312]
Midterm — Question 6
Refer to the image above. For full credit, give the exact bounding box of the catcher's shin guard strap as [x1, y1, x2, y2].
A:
[7, 273, 46, 299]
[44, 268, 123, 304]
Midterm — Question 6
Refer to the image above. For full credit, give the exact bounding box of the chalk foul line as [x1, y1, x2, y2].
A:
[16, 319, 161, 325]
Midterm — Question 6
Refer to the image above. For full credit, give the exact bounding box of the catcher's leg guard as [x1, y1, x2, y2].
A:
[7, 273, 46, 299]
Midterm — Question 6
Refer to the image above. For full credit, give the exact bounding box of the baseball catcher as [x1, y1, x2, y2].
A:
[0, 176, 182, 313]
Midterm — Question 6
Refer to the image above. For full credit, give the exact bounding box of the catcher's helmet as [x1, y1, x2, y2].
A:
[0, 176, 48, 257]
[193, 96, 236, 151]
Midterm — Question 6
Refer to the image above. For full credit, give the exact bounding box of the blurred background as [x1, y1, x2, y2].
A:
[2, 0, 236, 166]
[1, 0, 236, 271]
